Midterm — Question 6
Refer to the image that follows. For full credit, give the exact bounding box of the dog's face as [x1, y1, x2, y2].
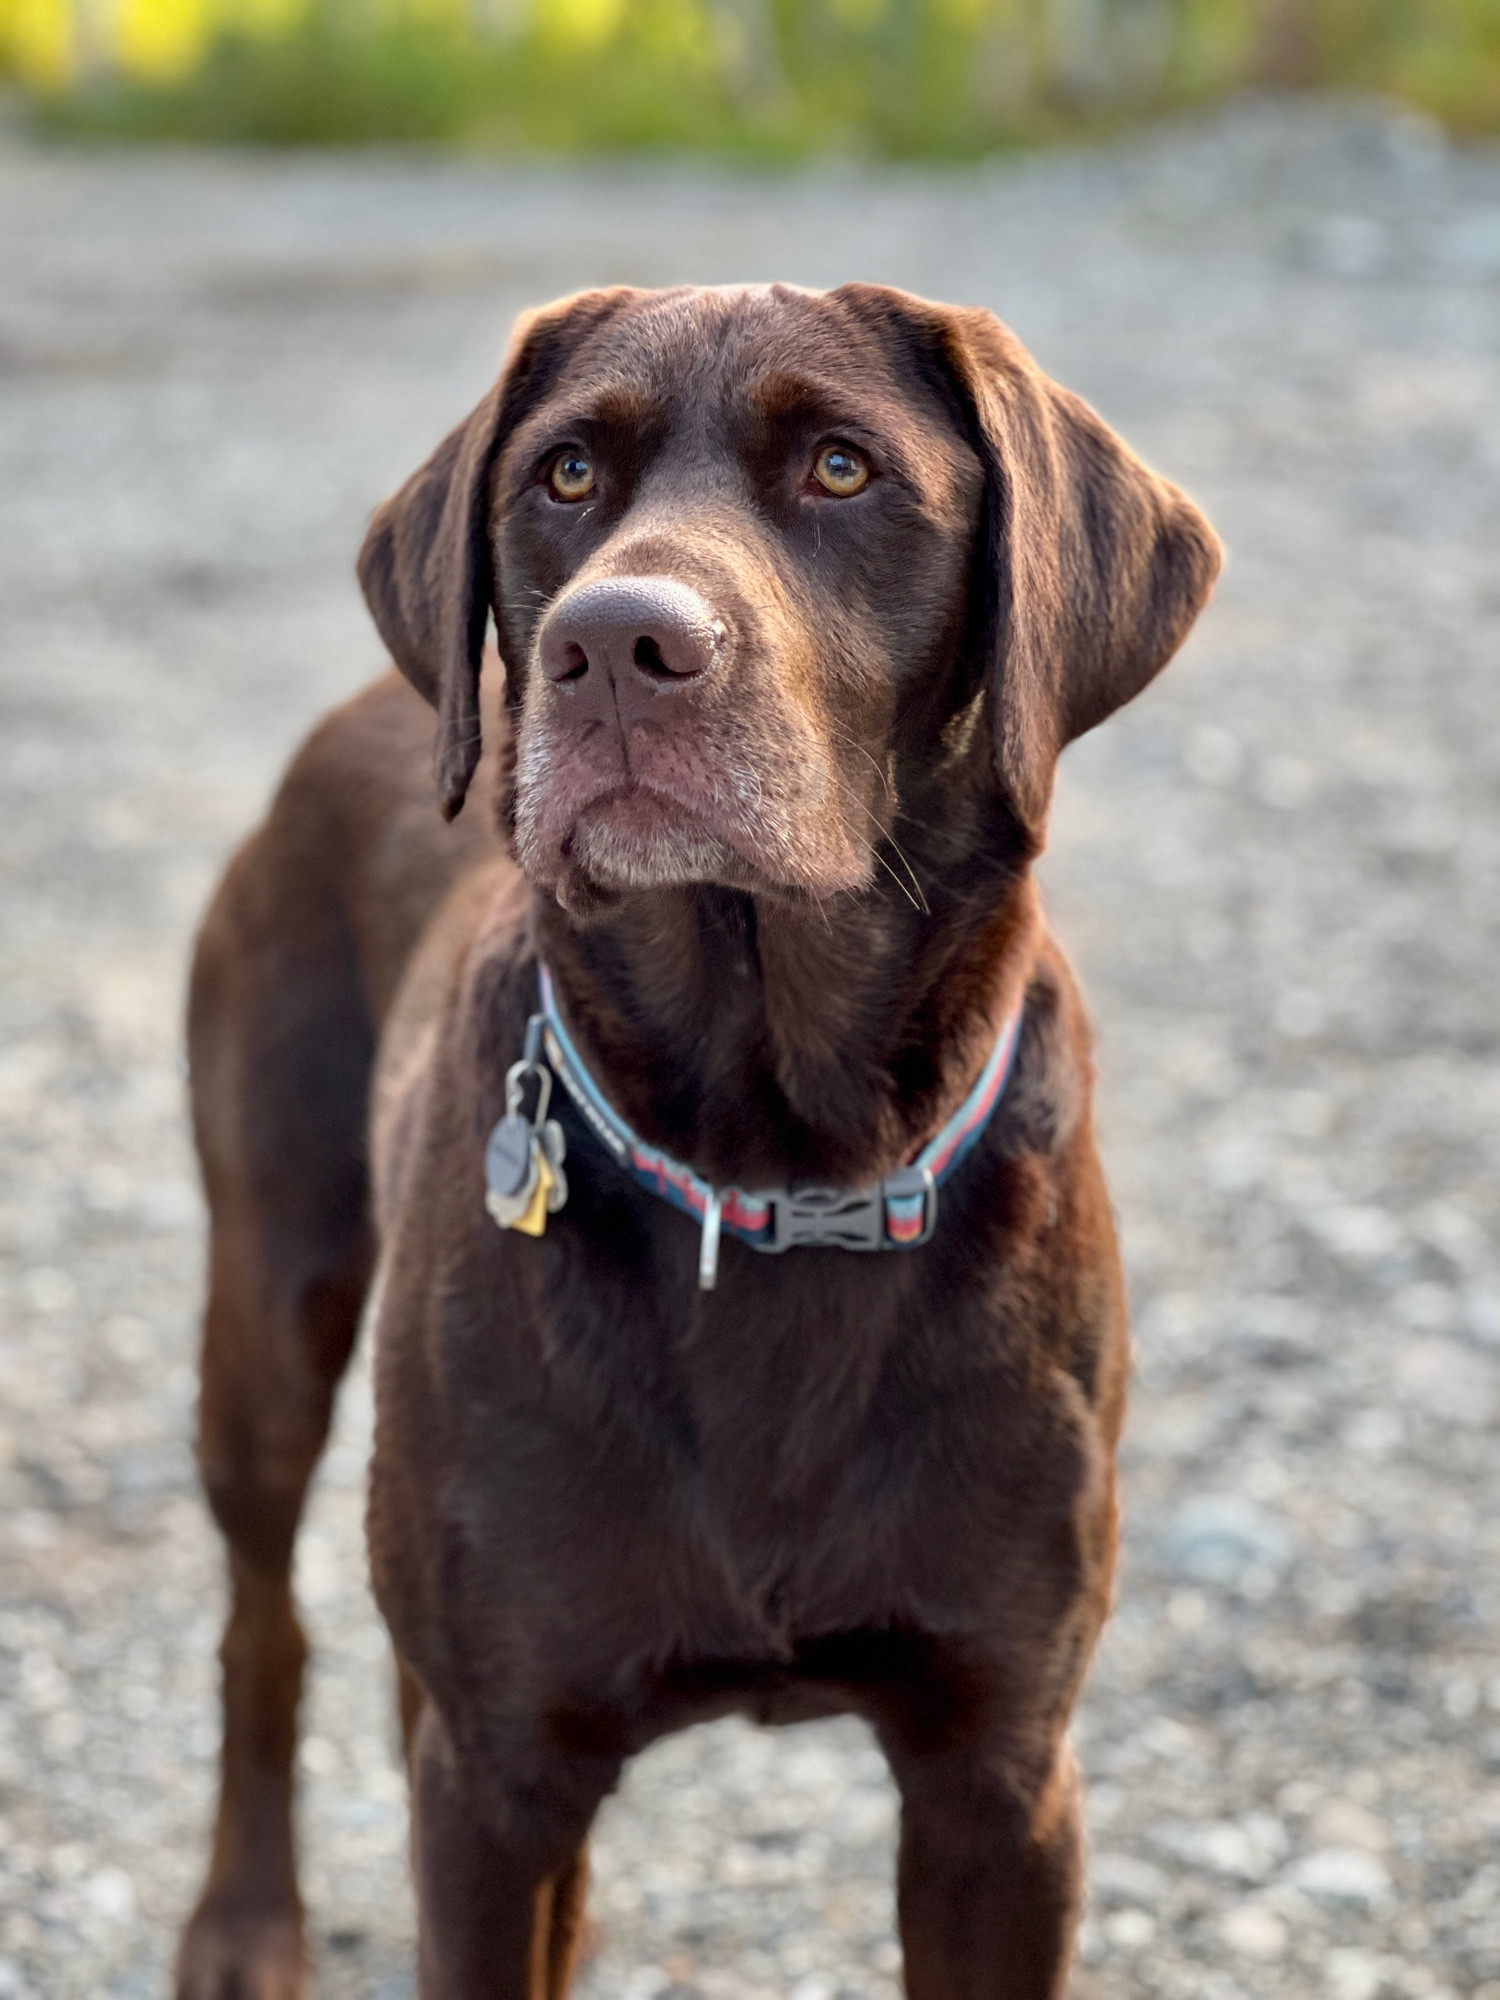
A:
[497, 287, 982, 906]
[360, 284, 1220, 910]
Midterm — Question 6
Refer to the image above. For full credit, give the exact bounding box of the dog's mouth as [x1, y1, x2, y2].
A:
[561, 783, 741, 890]
[513, 697, 873, 907]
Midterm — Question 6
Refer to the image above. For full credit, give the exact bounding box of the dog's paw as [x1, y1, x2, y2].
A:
[175, 1901, 307, 2000]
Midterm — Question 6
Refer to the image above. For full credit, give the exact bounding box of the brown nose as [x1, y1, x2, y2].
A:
[538, 577, 724, 729]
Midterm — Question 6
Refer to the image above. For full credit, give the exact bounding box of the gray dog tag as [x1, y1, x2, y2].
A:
[485, 1113, 538, 1227]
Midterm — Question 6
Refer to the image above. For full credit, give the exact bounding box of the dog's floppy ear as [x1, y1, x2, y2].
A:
[938, 306, 1222, 845]
[357, 288, 638, 819]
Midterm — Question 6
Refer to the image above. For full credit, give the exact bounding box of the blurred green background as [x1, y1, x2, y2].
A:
[2, 0, 1498, 155]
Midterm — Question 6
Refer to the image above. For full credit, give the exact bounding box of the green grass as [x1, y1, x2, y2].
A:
[44, 14, 776, 152]
[23, 0, 1500, 155]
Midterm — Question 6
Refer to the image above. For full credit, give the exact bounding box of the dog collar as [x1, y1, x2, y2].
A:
[489, 964, 1024, 1290]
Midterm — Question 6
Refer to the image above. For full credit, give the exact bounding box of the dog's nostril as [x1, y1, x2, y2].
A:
[558, 642, 589, 682]
[632, 635, 670, 678]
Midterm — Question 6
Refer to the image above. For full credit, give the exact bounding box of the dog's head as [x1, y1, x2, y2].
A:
[359, 284, 1220, 910]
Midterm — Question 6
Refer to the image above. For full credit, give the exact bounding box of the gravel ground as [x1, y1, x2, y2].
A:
[2, 93, 1499, 2000]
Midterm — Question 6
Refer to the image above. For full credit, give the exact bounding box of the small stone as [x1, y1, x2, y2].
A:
[1396, 1340, 1499, 1427]
[1276, 1780, 1319, 1818]
[1220, 1903, 1287, 1962]
[1257, 753, 1318, 808]
[1167, 1589, 1208, 1631]
[1102, 1909, 1156, 1950]
[1307, 214, 1387, 279]
[1308, 1800, 1389, 1854]
[1467, 1288, 1500, 1351]
[1089, 1851, 1170, 1909]
[1161, 1497, 1293, 1590]
[1152, 1819, 1274, 1884]
[49, 1842, 88, 1882]
[1395, 1283, 1458, 1334]
[22, 1267, 76, 1313]
[1075, 1917, 1105, 1967]
[86, 1866, 135, 1922]
[1444, 1675, 1480, 1721]
[1274, 987, 1326, 1038]
[1417, 1201, 1487, 1270]
[1432, 209, 1500, 279]
[1185, 725, 1244, 787]
[1276, 1090, 1335, 1141]
[299, 1734, 340, 1777]
[1290, 1848, 1393, 1912]
[1309, 1205, 1403, 1265]
[1343, 1408, 1404, 1457]
[1325, 1948, 1386, 2000]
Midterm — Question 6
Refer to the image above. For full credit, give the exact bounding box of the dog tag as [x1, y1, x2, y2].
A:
[538, 1118, 568, 1212]
[485, 1113, 539, 1229]
[510, 1149, 556, 1237]
[485, 1025, 569, 1238]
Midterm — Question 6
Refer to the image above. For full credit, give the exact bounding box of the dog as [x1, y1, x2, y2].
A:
[176, 282, 1219, 2000]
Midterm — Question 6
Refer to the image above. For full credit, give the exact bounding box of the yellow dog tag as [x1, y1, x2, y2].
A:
[510, 1150, 555, 1238]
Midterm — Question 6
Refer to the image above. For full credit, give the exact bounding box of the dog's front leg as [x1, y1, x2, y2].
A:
[887, 1734, 1084, 2000]
[409, 1702, 617, 2000]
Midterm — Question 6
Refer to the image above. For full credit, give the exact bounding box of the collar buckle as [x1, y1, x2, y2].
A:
[757, 1167, 937, 1254]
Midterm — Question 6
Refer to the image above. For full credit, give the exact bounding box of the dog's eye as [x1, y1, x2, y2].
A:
[812, 444, 870, 497]
[548, 450, 596, 502]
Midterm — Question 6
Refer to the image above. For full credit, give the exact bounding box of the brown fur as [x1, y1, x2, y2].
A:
[177, 283, 1219, 1999]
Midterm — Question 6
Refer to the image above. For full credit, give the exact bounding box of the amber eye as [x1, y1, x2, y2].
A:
[812, 443, 870, 497]
[548, 450, 596, 501]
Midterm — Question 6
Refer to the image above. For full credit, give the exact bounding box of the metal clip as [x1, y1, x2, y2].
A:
[485, 1015, 567, 1235]
[504, 1048, 552, 1128]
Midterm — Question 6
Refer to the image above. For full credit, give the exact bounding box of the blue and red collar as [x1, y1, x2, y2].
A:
[522, 964, 1025, 1289]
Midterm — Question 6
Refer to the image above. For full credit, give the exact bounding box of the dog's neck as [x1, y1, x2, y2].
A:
[532, 854, 1043, 1193]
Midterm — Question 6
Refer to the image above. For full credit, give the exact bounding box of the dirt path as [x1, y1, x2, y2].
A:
[1, 95, 1498, 2000]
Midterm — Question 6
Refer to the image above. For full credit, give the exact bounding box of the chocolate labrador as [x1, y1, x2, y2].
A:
[176, 283, 1219, 2000]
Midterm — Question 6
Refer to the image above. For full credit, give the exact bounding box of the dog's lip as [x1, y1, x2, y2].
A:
[552, 778, 780, 889]
[558, 782, 865, 900]
[565, 780, 704, 843]
[521, 739, 867, 896]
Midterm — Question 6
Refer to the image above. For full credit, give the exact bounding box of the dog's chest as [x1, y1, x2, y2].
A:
[533, 1256, 1073, 1646]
